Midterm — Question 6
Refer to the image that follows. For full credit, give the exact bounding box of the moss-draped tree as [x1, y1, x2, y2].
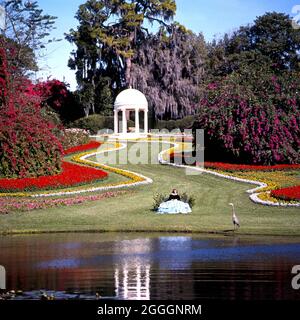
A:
[132, 23, 207, 119]
[66, 0, 176, 116]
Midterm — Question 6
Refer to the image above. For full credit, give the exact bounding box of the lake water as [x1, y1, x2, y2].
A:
[0, 233, 300, 300]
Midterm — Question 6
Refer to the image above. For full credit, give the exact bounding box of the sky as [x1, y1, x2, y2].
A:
[35, 0, 300, 91]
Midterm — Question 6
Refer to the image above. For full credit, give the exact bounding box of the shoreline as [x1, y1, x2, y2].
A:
[1, 228, 300, 238]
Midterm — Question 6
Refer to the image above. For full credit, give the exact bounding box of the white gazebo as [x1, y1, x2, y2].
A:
[114, 88, 148, 138]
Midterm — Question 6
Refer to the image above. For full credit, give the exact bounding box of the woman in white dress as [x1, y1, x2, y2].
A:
[157, 189, 192, 214]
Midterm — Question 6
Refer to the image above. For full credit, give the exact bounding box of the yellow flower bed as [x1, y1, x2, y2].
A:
[204, 168, 300, 194]
[258, 191, 299, 205]
[234, 170, 299, 190]
[0, 192, 29, 198]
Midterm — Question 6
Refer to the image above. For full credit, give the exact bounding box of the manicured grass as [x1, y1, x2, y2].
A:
[0, 142, 299, 236]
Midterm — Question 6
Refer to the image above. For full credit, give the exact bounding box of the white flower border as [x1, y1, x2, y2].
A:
[158, 142, 300, 208]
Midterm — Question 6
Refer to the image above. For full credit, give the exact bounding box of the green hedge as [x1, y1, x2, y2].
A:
[155, 116, 195, 132]
[69, 115, 112, 135]
[70, 114, 194, 135]
[69, 114, 136, 134]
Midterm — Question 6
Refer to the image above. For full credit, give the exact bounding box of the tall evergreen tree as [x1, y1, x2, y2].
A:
[208, 12, 300, 77]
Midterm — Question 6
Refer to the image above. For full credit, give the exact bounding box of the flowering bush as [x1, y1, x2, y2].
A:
[194, 71, 300, 164]
[0, 161, 108, 192]
[271, 186, 300, 201]
[62, 128, 90, 150]
[31, 79, 69, 112]
[0, 42, 63, 178]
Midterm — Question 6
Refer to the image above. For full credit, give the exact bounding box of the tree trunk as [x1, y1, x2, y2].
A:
[91, 76, 96, 114]
[125, 57, 132, 88]
[84, 106, 89, 118]
[125, 31, 135, 88]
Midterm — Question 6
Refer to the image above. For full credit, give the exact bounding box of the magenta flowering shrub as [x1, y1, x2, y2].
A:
[0, 42, 63, 178]
[194, 72, 300, 164]
[32, 79, 69, 111]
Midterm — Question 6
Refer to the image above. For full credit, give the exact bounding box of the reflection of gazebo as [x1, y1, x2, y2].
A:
[113, 238, 152, 300]
[0, 265, 5, 290]
[114, 262, 151, 300]
[114, 88, 148, 137]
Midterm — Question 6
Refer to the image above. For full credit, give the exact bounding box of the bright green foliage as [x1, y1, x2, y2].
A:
[152, 193, 168, 211]
[69, 114, 114, 135]
[208, 12, 300, 78]
[156, 116, 195, 131]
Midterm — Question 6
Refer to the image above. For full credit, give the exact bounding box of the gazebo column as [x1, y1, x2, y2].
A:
[114, 110, 119, 134]
[122, 109, 127, 134]
[144, 110, 148, 133]
[135, 108, 140, 134]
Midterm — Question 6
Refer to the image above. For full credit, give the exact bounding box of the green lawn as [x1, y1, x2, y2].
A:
[0, 141, 299, 236]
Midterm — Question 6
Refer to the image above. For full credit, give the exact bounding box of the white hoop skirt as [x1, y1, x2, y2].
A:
[157, 199, 192, 214]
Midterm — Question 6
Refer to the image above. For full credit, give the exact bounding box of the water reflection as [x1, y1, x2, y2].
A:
[114, 263, 151, 300]
[0, 233, 300, 300]
[113, 238, 151, 300]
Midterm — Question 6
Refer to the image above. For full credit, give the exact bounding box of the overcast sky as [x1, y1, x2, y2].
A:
[35, 0, 299, 90]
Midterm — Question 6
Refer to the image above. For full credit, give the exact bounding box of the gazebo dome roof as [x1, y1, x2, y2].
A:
[114, 88, 148, 110]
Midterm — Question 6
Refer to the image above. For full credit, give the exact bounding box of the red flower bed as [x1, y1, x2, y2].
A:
[271, 186, 300, 201]
[0, 161, 108, 192]
[204, 162, 300, 172]
[64, 141, 101, 155]
[170, 152, 300, 171]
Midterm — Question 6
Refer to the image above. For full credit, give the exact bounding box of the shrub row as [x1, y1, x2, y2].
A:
[155, 116, 194, 132]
